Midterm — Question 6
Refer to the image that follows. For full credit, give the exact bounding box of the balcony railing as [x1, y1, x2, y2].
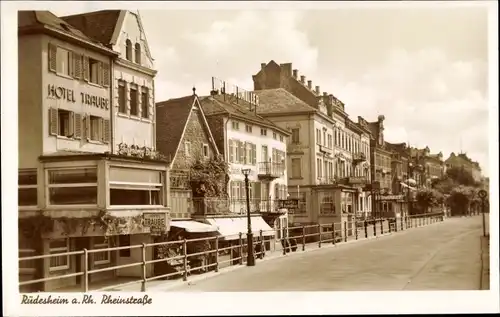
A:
[192, 198, 231, 215]
[192, 198, 288, 215]
[257, 162, 285, 179]
[319, 145, 333, 154]
[353, 152, 367, 163]
[317, 177, 337, 185]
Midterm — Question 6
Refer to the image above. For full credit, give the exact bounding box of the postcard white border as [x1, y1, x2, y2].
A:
[2, 1, 499, 316]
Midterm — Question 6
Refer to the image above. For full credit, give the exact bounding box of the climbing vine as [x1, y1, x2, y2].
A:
[97, 210, 145, 236]
[190, 155, 229, 198]
[117, 142, 167, 161]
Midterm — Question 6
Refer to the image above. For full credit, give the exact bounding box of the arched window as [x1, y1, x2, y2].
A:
[135, 43, 141, 64]
[125, 39, 132, 61]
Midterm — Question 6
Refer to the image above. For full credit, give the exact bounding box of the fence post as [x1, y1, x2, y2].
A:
[318, 224, 322, 248]
[182, 239, 188, 281]
[141, 243, 147, 291]
[302, 226, 306, 251]
[215, 236, 219, 273]
[332, 223, 336, 245]
[374, 220, 377, 237]
[401, 216, 404, 231]
[380, 219, 384, 234]
[239, 233, 243, 265]
[355, 221, 358, 240]
[83, 248, 89, 292]
[394, 218, 397, 232]
[388, 219, 392, 233]
[344, 221, 347, 242]
[260, 230, 264, 258]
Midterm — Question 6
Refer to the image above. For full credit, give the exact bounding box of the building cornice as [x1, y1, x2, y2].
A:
[115, 58, 158, 77]
[206, 112, 291, 136]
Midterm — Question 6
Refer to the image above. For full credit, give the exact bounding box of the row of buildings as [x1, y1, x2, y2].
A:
[17, 10, 483, 291]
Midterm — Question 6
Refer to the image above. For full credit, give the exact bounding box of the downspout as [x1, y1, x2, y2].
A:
[110, 55, 115, 154]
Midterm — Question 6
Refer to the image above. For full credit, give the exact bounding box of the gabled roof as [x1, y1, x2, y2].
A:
[61, 10, 121, 46]
[18, 11, 117, 56]
[252, 88, 315, 115]
[199, 94, 291, 136]
[155, 94, 220, 164]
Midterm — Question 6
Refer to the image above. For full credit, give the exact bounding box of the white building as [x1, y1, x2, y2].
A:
[200, 83, 291, 240]
[18, 11, 169, 292]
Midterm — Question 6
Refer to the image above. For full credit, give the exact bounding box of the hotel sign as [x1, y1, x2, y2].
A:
[47, 84, 109, 110]
[143, 213, 168, 236]
[347, 176, 367, 185]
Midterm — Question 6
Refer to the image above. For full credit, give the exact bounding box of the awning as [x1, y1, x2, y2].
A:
[206, 216, 275, 240]
[170, 220, 218, 233]
[400, 182, 417, 191]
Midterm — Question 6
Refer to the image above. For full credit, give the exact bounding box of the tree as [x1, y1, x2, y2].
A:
[447, 185, 476, 216]
[416, 188, 443, 213]
[445, 166, 477, 187]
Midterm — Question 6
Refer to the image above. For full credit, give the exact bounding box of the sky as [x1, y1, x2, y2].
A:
[48, 3, 490, 175]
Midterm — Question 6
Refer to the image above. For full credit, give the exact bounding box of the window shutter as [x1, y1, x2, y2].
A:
[103, 119, 110, 143]
[68, 111, 75, 137]
[229, 140, 233, 163]
[73, 53, 82, 79]
[48, 43, 57, 73]
[244, 142, 248, 164]
[74, 113, 82, 139]
[102, 63, 110, 87]
[239, 141, 244, 163]
[85, 115, 91, 141]
[83, 56, 89, 81]
[252, 144, 256, 165]
[49, 108, 58, 135]
[254, 182, 261, 199]
[98, 62, 104, 86]
[68, 51, 74, 77]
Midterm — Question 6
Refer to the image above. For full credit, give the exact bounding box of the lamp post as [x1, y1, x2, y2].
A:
[478, 190, 488, 237]
[407, 162, 413, 217]
[242, 168, 255, 266]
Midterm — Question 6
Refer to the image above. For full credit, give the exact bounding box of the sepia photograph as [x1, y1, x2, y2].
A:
[2, 0, 498, 316]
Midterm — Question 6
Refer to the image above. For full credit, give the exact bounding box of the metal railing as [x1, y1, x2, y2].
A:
[257, 162, 285, 178]
[18, 212, 445, 292]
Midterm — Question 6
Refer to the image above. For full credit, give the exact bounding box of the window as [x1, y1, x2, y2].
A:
[58, 109, 73, 137]
[319, 194, 335, 215]
[93, 237, 110, 265]
[130, 85, 138, 116]
[323, 129, 327, 146]
[19, 170, 37, 206]
[89, 116, 102, 141]
[280, 135, 284, 142]
[245, 125, 252, 133]
[260, 128, 267, 136]
[202, 144, 209, 158]
[135, 43, 141, 64]
[291, 158, 301, 178]
[118, 81, 126, 113]
[261, 145, 268, 162]
[317, 158, 322, 178]
[232, 121, 239, 130]
[19, 237, 36, 273]
[316, 129, 321, 144]
[185, 141, 191, 157]
[56, 47, 70, 75]
[119, 235, 131, 257]
[109, 167, 164, 206]
[89, 58, 100, 85]
[49, 239, 70, 271]
[141, 87, 149, 119]
[291, 128, 300, 144]
[47, 168, 98, 205]
[126, 39, 132, 61]
[273, 132, 277, 140]
[328, 134, 332, 149]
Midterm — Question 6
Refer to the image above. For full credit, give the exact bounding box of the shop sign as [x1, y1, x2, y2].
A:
[143, 212, 167, 236]
[278, 199, 298, 210]
[47, 84, 109, 109]
[348, 176, 367, 185]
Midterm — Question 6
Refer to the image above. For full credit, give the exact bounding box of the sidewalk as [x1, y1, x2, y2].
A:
[114, 217, 445, 292]
[480, 235, 490, 290]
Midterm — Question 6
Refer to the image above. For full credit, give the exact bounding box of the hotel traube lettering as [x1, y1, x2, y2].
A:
[48, 84, 109, 110]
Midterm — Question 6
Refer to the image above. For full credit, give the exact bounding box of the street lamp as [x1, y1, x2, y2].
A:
[242, 168, 255, 266]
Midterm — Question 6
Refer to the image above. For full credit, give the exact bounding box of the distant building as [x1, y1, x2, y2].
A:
[253, 61, 372, 238]
[445, 152, 482, 183]
[409, 146, 445, 187]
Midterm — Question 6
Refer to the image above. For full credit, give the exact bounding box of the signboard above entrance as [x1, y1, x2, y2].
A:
[143, 212, 168, 236]
[278, 199, 299, 210]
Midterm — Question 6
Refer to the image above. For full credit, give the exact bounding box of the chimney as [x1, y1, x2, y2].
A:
[261, 63, 266, 70]
[329, 94, 334, 105]
[307, 80, 312, 89]
[315, 86, 320, 95]
[300, 75, 306, 84]
[293, 69, 298, 79]
[323, 92, 328, 97]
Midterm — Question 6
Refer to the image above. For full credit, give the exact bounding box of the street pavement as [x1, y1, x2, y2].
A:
[166, 216, 484, 291]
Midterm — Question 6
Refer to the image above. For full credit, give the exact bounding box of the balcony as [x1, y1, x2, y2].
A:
[257, 162, 285, 180]
[353, 152, 366, 164]
[319, 144, 333, 155]
[317, 177, 336, 185]
[192, 198, 231, 216]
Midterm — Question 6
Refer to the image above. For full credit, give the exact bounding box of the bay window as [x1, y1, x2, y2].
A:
[49, 238, 70, 271]
[109, 167, 164, 206]
[19, 170, 37, 206]
[93, 237, 111, 265]
[47, 167, 98, 206]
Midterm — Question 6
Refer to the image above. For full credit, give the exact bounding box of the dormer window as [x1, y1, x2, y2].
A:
[125, 39, 132, 61]
[135, 43, 141, 64]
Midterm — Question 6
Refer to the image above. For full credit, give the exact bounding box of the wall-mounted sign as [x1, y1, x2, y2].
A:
[278, 199, 298, 210]
[47, 84, 109, 110]
[143, 212, 167, 236]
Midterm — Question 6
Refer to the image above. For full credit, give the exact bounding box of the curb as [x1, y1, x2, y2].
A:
[145, 220, 445, 292]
